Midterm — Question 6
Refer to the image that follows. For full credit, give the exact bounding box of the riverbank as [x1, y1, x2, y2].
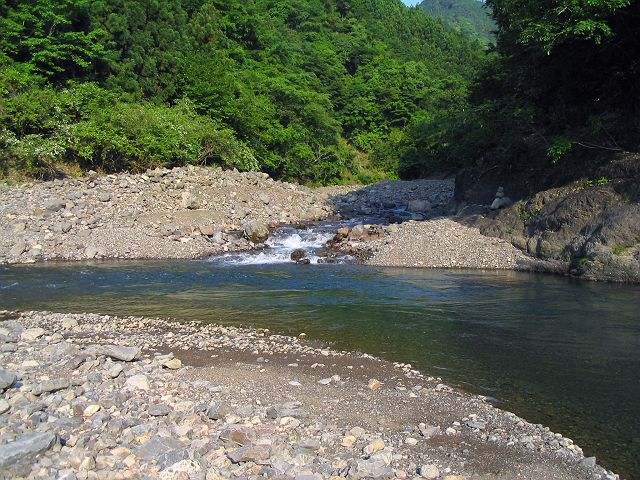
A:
[2, 166, 638, 282]
[0, 310, 619, 480]
[0, 167, 350, 264]
[0, 167, 521, 271]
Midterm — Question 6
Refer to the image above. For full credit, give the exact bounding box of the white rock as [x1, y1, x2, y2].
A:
[419, 464, 440, 479]
[21, 327, 46, 342]
[162, 358, 182, 370]
[126, 374, 150, 391]
[83, 404, 101, 417]
[61, 318, 79, 329]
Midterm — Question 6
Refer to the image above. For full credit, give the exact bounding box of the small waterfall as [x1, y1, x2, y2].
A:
[210, 223, 350, 266]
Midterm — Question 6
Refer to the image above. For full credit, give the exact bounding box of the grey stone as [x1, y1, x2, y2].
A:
[417, 424, 441, 439]
[44, 198, 66, 212]
[266, 402, 308, 419]
[226, 444, 271, 464]
[137, 437, 188, 470]
[148, 404, 171, 417]
[465, 420, 487, 430]
[242, 220, 269, 243]
[490, 196, 513, 210]
[99, 345, 141, 362]
[33, 378, 70, 396]
[206, 402, 227, 420]
[107, 363, 124, 378]
[0, 431, 56, 468]
[0, 369, 17, 391]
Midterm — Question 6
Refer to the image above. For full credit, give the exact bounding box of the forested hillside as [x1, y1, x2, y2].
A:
[418, 0, 494, 41]
[0, 0, 484, 184]
[406, 0, 640, 195]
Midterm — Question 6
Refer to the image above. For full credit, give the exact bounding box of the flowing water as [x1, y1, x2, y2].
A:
[211, 222, 351, 265]
[1, 226, 639, 478]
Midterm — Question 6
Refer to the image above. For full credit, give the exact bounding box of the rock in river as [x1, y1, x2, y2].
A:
[242, 220, 269, 243]
[291, 248, 308, 262]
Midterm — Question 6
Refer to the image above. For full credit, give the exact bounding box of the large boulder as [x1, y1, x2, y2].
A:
[462, 180, 640, 282]
[242, 220, 269, 243]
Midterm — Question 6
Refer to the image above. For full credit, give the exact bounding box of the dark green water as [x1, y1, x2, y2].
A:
[1, 262, 639, 478]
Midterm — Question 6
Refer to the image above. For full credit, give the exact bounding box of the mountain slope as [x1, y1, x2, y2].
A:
[0, 0, 485, 184]
[418, 0, 494, 41]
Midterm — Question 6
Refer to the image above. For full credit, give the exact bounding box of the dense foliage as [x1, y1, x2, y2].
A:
[406, 0, 640, 184]
[0, 0, 484, 184]
[418, 0, 495, 42]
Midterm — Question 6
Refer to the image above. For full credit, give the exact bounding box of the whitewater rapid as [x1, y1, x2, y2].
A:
[209, 223, 351, 266]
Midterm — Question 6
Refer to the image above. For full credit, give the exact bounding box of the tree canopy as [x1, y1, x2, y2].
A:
[404, 0, 640, 185]
[0, 0, 485, 184]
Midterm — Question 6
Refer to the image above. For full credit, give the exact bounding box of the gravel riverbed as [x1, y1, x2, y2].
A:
[0, 311, 619, 480]
[0, 167, 526, 271]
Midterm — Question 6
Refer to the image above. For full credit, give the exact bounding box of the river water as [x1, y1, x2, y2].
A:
[1, 227, 639, 478]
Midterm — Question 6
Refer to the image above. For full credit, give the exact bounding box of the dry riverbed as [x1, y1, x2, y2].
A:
[0, 311, 619, 480]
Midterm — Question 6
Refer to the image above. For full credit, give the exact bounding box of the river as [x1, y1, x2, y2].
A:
[1, 227, 639, 478]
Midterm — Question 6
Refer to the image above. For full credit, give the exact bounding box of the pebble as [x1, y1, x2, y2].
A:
[0, 369, 17, 391]
[83, 404, 101, 417]
[125, 374, 150, 390]
[363, 438, 385, 455]
[368, 378, 382, 391]
[100, 344, 141, 362]
[419, 464, 440, 479]
[162, 358, 182, 370]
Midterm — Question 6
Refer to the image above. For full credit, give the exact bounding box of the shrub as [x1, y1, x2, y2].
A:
[66, 101, 258, 173]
